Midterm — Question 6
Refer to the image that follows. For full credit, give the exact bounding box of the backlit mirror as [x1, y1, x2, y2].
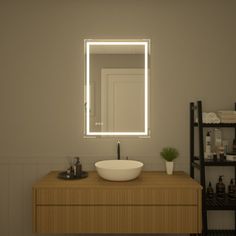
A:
[84, 39, 150, 136]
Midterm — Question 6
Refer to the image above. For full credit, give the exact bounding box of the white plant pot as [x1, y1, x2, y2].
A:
[166, 161, 174, 175]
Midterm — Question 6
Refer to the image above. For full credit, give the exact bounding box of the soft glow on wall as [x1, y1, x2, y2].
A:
[85, 40, 150, 136]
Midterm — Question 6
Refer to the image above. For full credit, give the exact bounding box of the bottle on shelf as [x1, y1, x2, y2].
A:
[214, 128, 222, 150]
[218, 146, 225, 161]
[216, 175, 225, 199]
[206, 131, 211, 152]
[228, 179, 236, 200]
[213, 152, 218, 162]
[204, 131, 212, 160]
[233, 139, 236, 154]
[206, 182, 214, 199]
[222, 140, 229, 156]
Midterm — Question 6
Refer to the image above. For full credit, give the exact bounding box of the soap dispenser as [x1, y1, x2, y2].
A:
[206, 182, 214, 199]
[228, 179, 236, 200]
[216, 175, 225, 199]
[74, 157, 82, 177]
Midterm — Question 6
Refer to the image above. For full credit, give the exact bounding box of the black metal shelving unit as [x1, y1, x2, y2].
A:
[190, 101, 236, 236]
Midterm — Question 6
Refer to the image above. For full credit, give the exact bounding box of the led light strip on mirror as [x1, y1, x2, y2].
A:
[85, 40, 150, 136]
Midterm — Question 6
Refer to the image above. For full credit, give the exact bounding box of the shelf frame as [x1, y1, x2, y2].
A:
[190, 100, 236, 236]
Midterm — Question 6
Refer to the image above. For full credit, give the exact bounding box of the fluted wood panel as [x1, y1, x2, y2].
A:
[33, 171, 202, 234]
[35, 171, 199, 205]
[36, 205, 199, 234]
[36, 188, 198, 205]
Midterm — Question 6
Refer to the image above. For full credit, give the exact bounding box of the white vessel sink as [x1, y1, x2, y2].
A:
[95, 160, 143, 181]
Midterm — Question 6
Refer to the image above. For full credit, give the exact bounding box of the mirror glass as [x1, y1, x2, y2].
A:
[85, 39, 150, 136]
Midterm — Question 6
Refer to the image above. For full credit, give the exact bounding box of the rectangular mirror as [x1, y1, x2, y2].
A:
[84, 39, 150, 136]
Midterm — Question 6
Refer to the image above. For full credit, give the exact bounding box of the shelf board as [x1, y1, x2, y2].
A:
[194, 122, 236, 128]
[205, 160, 236, 166]
[192, 160, 236, 167]
[206, 194, 236, 210]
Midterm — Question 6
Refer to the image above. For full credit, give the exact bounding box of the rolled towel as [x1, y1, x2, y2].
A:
[212, 117, 220, 123]
[203, 117, 220, 124]
[196, 112, 220, 123]
[207, 112, 218, 119]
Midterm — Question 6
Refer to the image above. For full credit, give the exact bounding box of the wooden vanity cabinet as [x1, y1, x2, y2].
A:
[32, 171, 202, 234]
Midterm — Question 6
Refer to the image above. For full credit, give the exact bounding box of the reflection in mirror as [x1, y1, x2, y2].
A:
[85, 40, 150, 136]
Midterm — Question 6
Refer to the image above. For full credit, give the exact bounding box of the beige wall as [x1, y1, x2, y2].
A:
[0, 0, 236, 234]
[1, 0, 235, 162]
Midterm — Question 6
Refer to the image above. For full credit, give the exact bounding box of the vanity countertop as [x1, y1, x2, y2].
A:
[33, 171, 202, 189]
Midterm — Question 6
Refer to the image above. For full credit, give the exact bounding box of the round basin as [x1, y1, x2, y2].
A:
[95, 160, 143, 181]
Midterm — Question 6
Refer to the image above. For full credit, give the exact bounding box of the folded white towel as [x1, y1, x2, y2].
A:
[220, 119, 236, 123]
[217, 111, 236, 123]
[218, 110, 236, 115]
[204, 118, 220, 124]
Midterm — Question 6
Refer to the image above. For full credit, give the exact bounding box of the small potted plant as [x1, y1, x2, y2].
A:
[160, 147, 179, 175]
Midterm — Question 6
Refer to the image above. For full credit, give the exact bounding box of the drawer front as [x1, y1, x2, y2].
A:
[35, 205, 200, 234]
[36, 188, 198, 205]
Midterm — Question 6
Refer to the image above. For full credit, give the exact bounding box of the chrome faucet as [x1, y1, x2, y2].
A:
[117, 140, 120, 160]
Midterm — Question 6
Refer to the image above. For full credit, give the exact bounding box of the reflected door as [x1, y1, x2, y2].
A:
[101, 69, 144, 132]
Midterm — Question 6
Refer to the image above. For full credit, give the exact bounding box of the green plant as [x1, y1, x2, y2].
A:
[160, 147, 179, 162]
